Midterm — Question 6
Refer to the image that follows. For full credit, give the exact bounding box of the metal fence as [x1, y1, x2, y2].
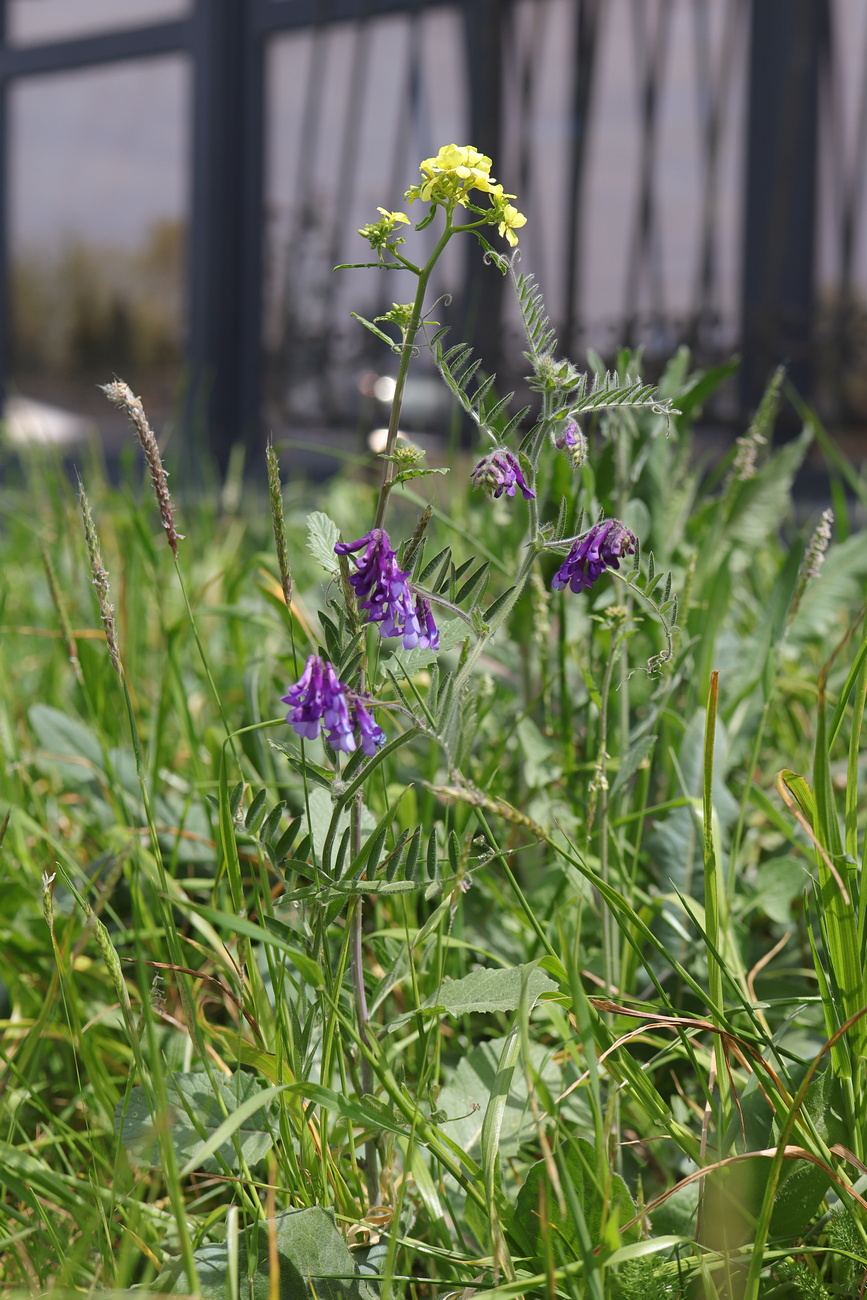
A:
[0, 0, 865, 466]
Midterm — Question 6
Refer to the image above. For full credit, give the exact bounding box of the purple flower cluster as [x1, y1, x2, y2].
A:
[335, 529, 439, 651]
[551, 520, 636, 594]
[470, 450, 535, 500]
[282, 655, 385, 756]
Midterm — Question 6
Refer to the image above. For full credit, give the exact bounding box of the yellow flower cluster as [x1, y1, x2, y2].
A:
[405, 143, 527, 245]
[357, 207, 410, 250]
[406, 144, 498, 205]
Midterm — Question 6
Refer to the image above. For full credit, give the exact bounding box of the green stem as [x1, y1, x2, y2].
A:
[173, 556, 242, 768]
[703, 670, 729, 1142]
[595, 641, 618, 998]
[349, 792, 379, 1206]
[373, 215, 454, 531]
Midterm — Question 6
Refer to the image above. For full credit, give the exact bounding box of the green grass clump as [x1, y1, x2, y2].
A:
[5, 157, 867, 1299]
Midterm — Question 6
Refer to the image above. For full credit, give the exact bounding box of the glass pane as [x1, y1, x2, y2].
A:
[264, 8, 467, 434]
[8, 57, 189, 438]
[817, 0, 867, 417]
[498, 0, 746, 367]
[7, 0, 190, 46]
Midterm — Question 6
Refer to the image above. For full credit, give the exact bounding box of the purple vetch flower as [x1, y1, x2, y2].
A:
[554, 420, 587, 469]
[414, 595, 439, 650]
[282, 655, 356, 751]
[282, 655, 387, 755]
[355, 700, 386, 755]
[335, 528, 438, 651]
[551, 520, 636, 595]
[470, 450, 535, 500]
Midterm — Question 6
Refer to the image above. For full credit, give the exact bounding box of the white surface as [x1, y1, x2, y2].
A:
[4, 394, 94, 445]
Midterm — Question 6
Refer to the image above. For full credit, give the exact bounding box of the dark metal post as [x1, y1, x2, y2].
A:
[188, 0, 264, 472]
[563, 0, 601, 355]
[0, 0, 8, 422]
[461, 0, 505, 380]
[741, 0, 827, 412]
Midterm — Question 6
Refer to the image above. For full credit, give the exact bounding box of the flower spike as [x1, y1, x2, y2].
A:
[335, 528, 438, 651]
[470, 450, 535, 500]
[282, 655, 386, 756]
[551, 521, 637, 595]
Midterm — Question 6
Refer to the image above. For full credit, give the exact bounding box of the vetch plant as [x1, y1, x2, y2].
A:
[264, 144, 685, 1255]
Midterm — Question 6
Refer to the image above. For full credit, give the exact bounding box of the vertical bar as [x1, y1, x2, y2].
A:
[188, 0, 264, 472]
[239, 14, 265, 466]
[741, 0, 827, 412]
[0, 0, 8, 423]
[623, 0, 673, 347]
[461, 0, 506, 381]
[563, 0, 601, 354]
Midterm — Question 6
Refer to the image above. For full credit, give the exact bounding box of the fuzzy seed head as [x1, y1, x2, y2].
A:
[803, 507, 833, 582]
[266, 444, 293, 609]
[789, 507, 834, 623]
[102, 379, 182, 556]
[79, 486, 122, 678]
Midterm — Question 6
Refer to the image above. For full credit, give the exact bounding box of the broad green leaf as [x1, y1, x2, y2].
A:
[433, 1035, 561, 1160]
[306, 785, 376, 865]
[714, 1067, 846, 1243]
[157, 1206, 377, 1300]
[770, 1066, 846, 1239]
[29, 704, 104, 780]
[306, 511, 341, 574]
[516, 716, 561, 789]
[752, 856, 806, 925]
[387, 962, 558, 1029]
[609, 732, 657, 799]
[177, 1083, 289, 1176]
[117, 1071, 278, 1173]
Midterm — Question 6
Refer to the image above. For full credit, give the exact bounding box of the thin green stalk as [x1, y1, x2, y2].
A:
[173, 556, 242, 767]
[594, 640, 619, 999]
[350, 796, 379, 1206]
[703, 671, 729, 1144]
[373, 215, 454, 531]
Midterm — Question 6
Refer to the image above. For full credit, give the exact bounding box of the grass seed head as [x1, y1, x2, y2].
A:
[101, 378, 183, 556]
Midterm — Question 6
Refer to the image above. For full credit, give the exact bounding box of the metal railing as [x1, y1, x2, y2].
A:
[1, 0, 863, 465]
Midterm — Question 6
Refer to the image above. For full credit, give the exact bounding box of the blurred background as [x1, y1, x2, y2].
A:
[0, 0, 862, 473]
